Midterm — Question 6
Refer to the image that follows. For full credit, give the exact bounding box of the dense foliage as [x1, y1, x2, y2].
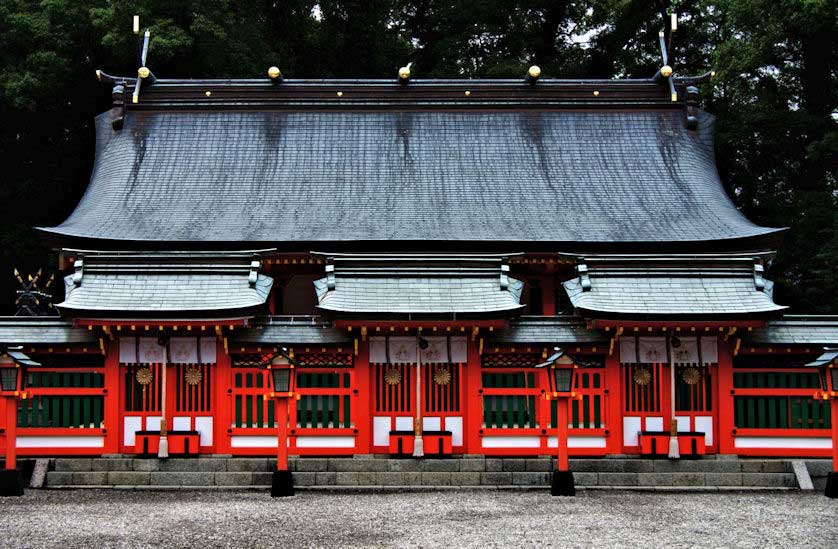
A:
[0, 1, 835, 313]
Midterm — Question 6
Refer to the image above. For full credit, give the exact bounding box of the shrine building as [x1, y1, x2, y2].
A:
[1, 43, 838, 496]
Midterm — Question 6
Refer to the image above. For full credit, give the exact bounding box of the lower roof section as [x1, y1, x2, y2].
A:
[232, 316, 351, 346]
[486, 316, 607, 344]
[313, 254, 524, 316]
[745, 316, 838, 346]
[562, 254, 787, 318]
[57, 250, 273, 319]
[0, 317, 97, 345]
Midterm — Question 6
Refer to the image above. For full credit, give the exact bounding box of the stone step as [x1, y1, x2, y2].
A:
[49, 456, 796, 474]
[46, 471, 797, 489]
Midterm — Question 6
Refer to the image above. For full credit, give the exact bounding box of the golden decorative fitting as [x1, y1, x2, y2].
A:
[660, 65, 673, 78]
[136, 367, 153, 385]
[205, 91, 212, 97]
[681, 367, 701, 385]
[464, 90, 471, 96]
[138, 66, 150, 79]
[433, 367, 452, 386]
[593, 90, 600, 96]
[633, 368, 651, 386]
[398, 66, 411, 79]
[185, 368, 203, 386]
[268, 66, 281, 79]
[337, 91, 344, 97]
[384, 368, 402, 385]
[528, 65, 541, 78]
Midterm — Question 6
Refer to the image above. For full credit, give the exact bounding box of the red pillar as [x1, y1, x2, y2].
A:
[717, 340, 735, 455]
[214, 338, 232, 455]
[103, 342, 120, 454]
[556, 396, 569, 471]
[604, 353, 623, 455]
[464, 337, 483, 454]
[354, 339, 371, 454]
[4, 397, 16, 470]
[276, 397, 289, 470]
[831, 400, 838, 472]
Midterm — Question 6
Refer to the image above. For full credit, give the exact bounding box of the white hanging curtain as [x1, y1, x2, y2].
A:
[119, 336, 217, 364]
[368, 335, 468, 364]
[619, 336, 667, 364]
[620, 335, 719, 365]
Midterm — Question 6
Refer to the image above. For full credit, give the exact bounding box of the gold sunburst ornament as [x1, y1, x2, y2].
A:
[433, 368, 452, 386]
[384, 368, 402, 385]
[185, 368, 203, 386]
[633, 368, 651, 386]
[682, 367, 701, 385]
[136, 367, 153, 386]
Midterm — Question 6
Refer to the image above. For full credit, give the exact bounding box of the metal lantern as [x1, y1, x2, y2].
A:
[536, 347, 576, 396]
[552, 366, 574, 394]
[270, 354, 293, 394]
[806, 349, 838, 394]
[0, 350, 36, 393]
[0, 362, 18, 393]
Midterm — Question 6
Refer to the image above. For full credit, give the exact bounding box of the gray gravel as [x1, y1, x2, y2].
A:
[0, 490, 836, 548]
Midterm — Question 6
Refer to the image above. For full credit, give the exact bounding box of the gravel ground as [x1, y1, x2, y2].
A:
[0, 490, 836, 548]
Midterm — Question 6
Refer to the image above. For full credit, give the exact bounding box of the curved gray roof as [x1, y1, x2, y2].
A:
[56, 251, 273, 318]
[562, 255, 786, 317]
[42, 107, 780, 247]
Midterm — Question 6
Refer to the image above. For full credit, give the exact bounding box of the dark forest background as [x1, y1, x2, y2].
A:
[0, 0, 836, 314]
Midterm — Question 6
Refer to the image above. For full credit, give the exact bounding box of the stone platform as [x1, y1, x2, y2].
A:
[32, 455, 828, 491]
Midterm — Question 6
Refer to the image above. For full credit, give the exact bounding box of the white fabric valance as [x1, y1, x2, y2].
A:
[619, 336, 718, 365]
[369, 336, 468, 364]
[119, 336, 217, 364]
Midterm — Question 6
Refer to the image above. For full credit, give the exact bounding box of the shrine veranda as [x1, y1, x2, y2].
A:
[1, 61, 837, 483]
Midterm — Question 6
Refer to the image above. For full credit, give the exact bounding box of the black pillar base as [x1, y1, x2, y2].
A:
[271, 470, 294, 498]
[825, 472, 838, 499]
[0, 470, 24, 497]
[551, 470, 575, 497]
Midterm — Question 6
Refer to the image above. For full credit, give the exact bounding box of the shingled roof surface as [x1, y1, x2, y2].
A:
[41, 79, 781, 248]
[486, 316, 608, 344]
[312, 253, 525, 315]
[746, 316, 838, 345]
[0, 317, 98, 345]
[57, 251, 274, 318]
[233, 317, 351, 345]
[562, 255, 787, 317]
